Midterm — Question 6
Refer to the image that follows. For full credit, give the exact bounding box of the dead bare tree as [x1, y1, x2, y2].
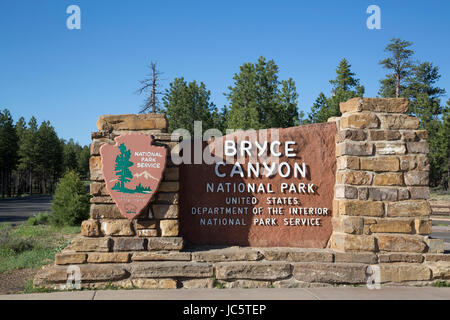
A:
[136, 61, 164, 113]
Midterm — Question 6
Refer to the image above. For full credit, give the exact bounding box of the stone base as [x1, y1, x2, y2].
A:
[34, 246, 450, 289]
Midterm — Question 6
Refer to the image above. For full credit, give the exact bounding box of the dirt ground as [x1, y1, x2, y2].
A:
[0, 269, 37, 294]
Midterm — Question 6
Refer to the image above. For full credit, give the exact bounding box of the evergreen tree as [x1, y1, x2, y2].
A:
[226, 56, 299, 130]
[35, 121, 63, 193]
[18, 117, 39, 195]
[113, 143, 134, 191]
[307, 59, 364, 123]
[379, 38, 415, 98]
[77, 146, 90, 179]
[164, 77, 216, 134]
[50, 170, 90, 226]
[0, 109, 19, 197]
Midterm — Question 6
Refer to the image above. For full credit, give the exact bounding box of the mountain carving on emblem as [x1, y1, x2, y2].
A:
[133, 171, 160, 181]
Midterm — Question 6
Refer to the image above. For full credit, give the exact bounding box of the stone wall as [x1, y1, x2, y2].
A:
[34, 101, 450, 290]
[329, 98, 444, 254]
[71, 113, 183, 261]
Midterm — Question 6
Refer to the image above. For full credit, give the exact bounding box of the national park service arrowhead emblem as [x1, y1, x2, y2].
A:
[100, 133, 167, 220]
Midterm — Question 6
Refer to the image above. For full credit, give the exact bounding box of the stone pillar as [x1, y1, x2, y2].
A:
[330, 98, 444, 254]
[62, 114, 183, 263]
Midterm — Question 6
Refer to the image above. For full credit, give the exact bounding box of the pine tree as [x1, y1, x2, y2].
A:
[164, 77, 216, 134]
[379, 38, 415, 98]
[50, 170, 90, 226]
[137, 61, 164, 113]
[307, 59, 364, 123]
[0, 109, 19, 197]
[18, 117, 38, 195]
[226, 56, 299, 130]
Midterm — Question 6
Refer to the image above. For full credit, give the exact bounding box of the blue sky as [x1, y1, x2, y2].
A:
[1, 0, 449, 146]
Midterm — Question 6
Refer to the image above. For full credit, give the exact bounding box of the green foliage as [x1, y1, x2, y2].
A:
[379, 38, 415, 98]
[378, 38, 448, 185]
[114, 143, 134, 190]
[164, 77, 217, 134]
[27, 212, 50, 226]
[50, 170, 90, 226]
[306, 59, 364, 123]
[431, 281, 450, 287]
[0, 223, 79, 273]
[225, 56, 299, 130]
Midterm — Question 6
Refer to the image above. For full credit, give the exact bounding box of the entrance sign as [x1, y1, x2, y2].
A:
[100, 133, 167, 220]
[180, 123, 337, 247]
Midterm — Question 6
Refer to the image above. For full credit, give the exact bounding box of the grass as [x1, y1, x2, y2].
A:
[0, 223, 80, 273]
[431, 281, 450, 287]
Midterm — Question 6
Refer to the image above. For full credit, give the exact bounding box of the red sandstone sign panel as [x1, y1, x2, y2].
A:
[100, 133, 167, 220]
[180, 123, 337, 248]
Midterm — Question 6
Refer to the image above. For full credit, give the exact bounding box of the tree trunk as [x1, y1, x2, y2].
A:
[29, 168, 33, 196]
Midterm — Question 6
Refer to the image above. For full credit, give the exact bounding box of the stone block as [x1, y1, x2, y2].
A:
[147, 237, 184, 251]
[163, 167, 179, 181]
[337, 129, 367, 142]
[81, 220, 101, 237]
[406, 141, 429, 154]
[337, 171, 372, 185]
[379, 114, 419, 130]
[333, 252, 377, 264]
[408, 187, 430, 199]
[159, 220, 179, 237]
[331, 233, 376, 251]
[55, 253, 87, 265]
[101, 219, 134, 236]
[132, 251, 191, 261]
[131, 278, 177, 289]
[215, 262, 291, 281]
[340, 113, 380, 129]
[70, 237, 111, 252]
[335, 185, 358, 199]
[424, 254, 450, 263]
[340, 98, 409, 113]
[128, 262, 213, 278]
[336, 156, 359, 170]
[379, 264, 431, 282]
[368, 187, 398, 201]
[404, 171, 429, 186]
[376, 234, 427, 253]
[375, 142, 406, 155]
[368, 130, 401, 141]
[90, 138, 114, 156]
[400, 131, 419, 142]
[134, 219, 157, 230]
[360, 157, 399, 172]
[157, 192, 179, 204]
[192, 248, 263, 262]
[152, 205, 179, 219]
[293, 262, 368, 284]
[113, 237, 146, 251]
[332, 216, 363, 234]
[414, 219, 432, 235]
[90, 204, 123, 219]
[426, 238, 445, 253]
[89, 156, 103, 181]
[90, 182, 108, 196]
[137, 229, 158, 237]
[336, 142, 374, 156]
[369, 218, 413, 233]
[378, 253, 424, 263]
[96, 114, 167, 131]
[386, 200, 431, 217]
[182, 278, 214, 289]
[427, 262, 450, 280]
[373, 173, 403, 186]
[34, 264, 128, 286]
[158, 181, 180, 192]
[87, 252, 130, 263]
[262, 248, 333, 262]
[339, 200, 384, 217]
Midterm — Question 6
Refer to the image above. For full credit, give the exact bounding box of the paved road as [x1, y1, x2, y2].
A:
[0, 287, 449, 300]
[0, 196, 52, 225]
